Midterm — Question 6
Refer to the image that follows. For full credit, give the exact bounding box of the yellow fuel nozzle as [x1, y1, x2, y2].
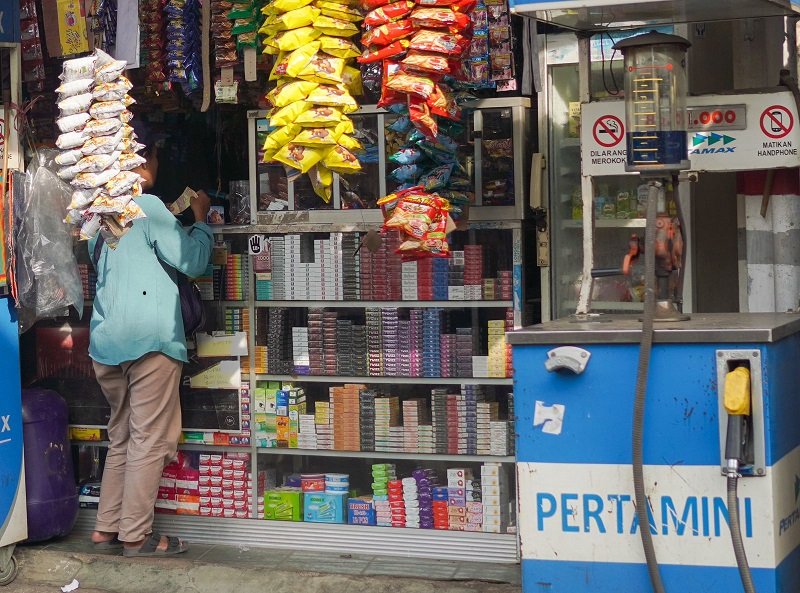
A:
[724, 366, 751, 416]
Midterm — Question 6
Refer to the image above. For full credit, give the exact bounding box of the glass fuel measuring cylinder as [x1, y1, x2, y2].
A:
[614, 31, 691, 173]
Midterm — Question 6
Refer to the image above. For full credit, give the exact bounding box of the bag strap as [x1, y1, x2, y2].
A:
[91, 235, 106, 270]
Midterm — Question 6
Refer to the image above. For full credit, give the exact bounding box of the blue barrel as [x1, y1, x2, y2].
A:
[21, 389, 78, 542]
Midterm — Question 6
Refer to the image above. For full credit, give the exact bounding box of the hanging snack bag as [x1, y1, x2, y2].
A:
[322, 145, 361, 173]
[269, 101, 312, 126]
[84, 118, 124, 137]
[306, 85, 359, 112]
[298, 54, 346, 84]
[55, 148, 86, 166]
[408, 29, 469, 56]
[262, 124, 302, 159]
[60, 55, 97, 82]
[364, 0, 414, 25]
[69, 188, 104, 210]
[293, 105, 344, 127]
[272, 26, 322, 51]
[419, 163, 454, 191]
[284, 42, 321, 77]
[410, 7, 470, 30]
[118, 153, 147, 171]
[72, 166, 121, 190]
[273, 143, 327, 173]
[89, 100, 127, 120]
[267, 79, 319, 107]
[78, 151, 122, 173]
[106, 171, 142, 197]
[316, 2, 364, 22]
[82, 129, 126, 155]
[57, 112, 91, 134]
[357, 39, 409, 63]
[92, 78, 133, 101]
[57, 130, 89, 150]
[401, 50, 452, 74]
[96, 58, 127, 83]
[361, 19, 415, 46]
[318, 36, 361, 58]
[386, 70, 437, 99]
[293, 126, 342, 146]
[56, 78, 94, 98]
[58, 93, 93, 116]
[308, 163, 334, 202]
[313, 15, 360, 37]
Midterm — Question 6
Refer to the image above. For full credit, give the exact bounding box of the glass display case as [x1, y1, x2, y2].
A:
[247, 98, 532, 225]
[544, 30, 674, 319]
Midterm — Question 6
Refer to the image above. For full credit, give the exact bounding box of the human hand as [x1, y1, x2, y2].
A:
[191, 189, 211, 223]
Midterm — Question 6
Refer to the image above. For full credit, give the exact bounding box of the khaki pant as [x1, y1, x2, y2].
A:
[93, 353, 183, 542]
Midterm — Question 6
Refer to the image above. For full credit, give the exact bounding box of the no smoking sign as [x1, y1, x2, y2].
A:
[593, 115, 624, 148]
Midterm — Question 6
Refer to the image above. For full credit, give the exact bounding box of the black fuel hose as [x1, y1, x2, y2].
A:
[632, 181, 666, 593]
[728, 474, 757, 593]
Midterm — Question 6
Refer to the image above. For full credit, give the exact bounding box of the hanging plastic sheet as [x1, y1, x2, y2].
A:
[13, 150, 84, 332]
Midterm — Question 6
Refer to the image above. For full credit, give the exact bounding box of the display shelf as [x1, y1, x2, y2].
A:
[73, 509, 519, 563]
[564, 300, 643, 311]
[68, 440, 255, 455]
[256, 447, 515, 463]
[251, 300, 514, 309]
[254, 374, 514, 386]
[562, 218, 647, 229]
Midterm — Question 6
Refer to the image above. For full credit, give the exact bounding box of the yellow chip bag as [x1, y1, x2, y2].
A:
[262, 124, 302, 154]
[308, 164, 333, 203]
[261, 40, 281, 55]
[337, 118, 355, 135]
[284, 42, 321, 77]
[306, 84, 358, 113]
[274, 26, 322, 51]
[275, 5, 320, 29]
[293, 126, 342, 146]
[312, 15, 359, 37]
[274, 143, 328, 173]
[315, 0, 361, 12]
[318, 36, 361, 59]
[269, 51, 289, 81]
[323, 145, 361, 173]
[337, 133, 363, 152]
[297, 53, 345, 84]
[342, 65, 363, 96]
[270, 0, 314, 13]
[269, 101, 312, 127]
[294, 105, 344, 127]
[267, 79, 319, 107]
[319, 7, 363, 22]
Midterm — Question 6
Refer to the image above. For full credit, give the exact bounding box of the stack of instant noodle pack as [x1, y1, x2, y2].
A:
[56, 50, 146, 248]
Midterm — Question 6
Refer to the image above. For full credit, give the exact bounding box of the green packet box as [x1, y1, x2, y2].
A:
[263, 488, 303, 521]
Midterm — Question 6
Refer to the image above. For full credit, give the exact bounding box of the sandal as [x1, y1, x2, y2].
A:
[92, 535, 123, 551]
[122, 532, 188, 558]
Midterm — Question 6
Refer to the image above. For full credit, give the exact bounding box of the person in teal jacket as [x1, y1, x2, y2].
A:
[89, 121, 212, 557]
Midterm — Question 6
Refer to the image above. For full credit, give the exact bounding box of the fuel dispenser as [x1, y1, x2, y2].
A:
[507, 9, 800, 593]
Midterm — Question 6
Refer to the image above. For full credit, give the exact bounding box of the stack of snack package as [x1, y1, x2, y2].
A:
[258, 0, 364, 202]
[212, 0, 240, 70]
[165, 0, 203, 93]
[359, 0, 475, 259]
[227, 0, 263, 53]
[140, 0, 167, 87]
[57, 50, 147, 248]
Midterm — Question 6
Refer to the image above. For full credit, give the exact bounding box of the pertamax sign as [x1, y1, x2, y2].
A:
[580, 91, 800, 176]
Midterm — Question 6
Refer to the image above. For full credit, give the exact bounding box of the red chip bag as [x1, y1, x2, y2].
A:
[401, 50, 452, 74]
[378, 60, 407, 108]
[357, 40, 410, 63]
[364, 0, 415, 26]
[415, 0, 458, 5]
[408, 94, 438, 139]
[386, 69, 437, 99]
[408, 29, 470, 57]
[360, 0, 392, 10]
[451, 0, 477, 12]
[410, 8, 471, 31]
[426, 83, 461, 120]
[361, 19, 415, 46]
